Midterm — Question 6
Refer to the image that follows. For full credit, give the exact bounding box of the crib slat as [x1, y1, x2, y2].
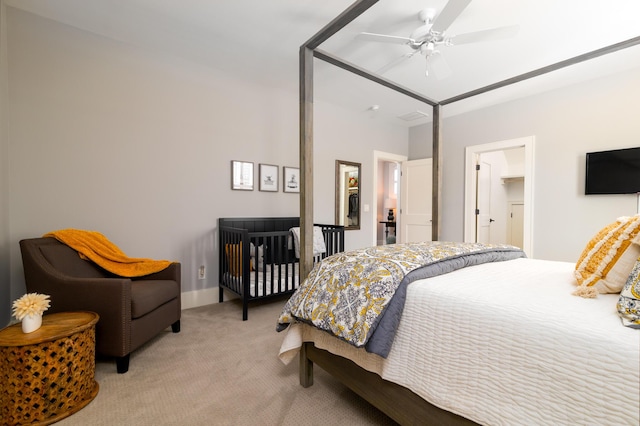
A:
[219, 218, 343, 320]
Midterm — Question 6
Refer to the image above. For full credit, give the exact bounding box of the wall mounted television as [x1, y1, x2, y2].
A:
[585, 147, 640, 195]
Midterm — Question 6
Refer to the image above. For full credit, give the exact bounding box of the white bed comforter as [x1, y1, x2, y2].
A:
[279, 258, 640, 426]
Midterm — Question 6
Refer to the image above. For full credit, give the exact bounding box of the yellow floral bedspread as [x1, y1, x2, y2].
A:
[277, 241, 524, 350]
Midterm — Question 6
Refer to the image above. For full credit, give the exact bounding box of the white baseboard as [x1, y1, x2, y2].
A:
[181, 286, 219, 310]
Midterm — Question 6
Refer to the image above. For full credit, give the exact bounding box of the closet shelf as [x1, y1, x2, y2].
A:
[500, 175, 524, 184]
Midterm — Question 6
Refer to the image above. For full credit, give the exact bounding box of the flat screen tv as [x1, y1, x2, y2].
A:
[585, 147, 640, 195]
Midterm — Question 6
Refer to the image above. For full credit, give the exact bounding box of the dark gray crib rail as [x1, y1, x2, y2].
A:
[218, 217, 344, 320]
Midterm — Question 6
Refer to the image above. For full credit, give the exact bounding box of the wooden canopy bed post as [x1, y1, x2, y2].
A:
[432, 104, 443, 241]
[297, 0, 439, 392]
[299, 0, 381, 279]
[299, 45, 314, 280]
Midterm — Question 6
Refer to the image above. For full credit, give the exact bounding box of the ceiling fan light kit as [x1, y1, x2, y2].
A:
[357, 0, 518, 79]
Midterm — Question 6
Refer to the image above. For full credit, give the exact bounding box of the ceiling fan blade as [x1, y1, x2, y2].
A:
[427, 52, 452, 80]
[449, 25, 519, 45]
[357, 32, 413, 45]
[376, 51, 417, 75]
[430, 0, 472, 34]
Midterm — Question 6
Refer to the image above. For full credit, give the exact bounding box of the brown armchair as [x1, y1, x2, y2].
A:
[19, 237, 181, 374]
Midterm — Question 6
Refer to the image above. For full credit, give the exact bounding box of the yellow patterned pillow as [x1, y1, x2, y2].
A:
[574, 215, 640, 297]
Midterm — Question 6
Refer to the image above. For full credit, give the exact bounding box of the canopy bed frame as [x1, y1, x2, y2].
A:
[296, 1, 640, 424]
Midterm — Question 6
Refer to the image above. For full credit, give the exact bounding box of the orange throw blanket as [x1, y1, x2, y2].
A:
[44, 229, 172, 277]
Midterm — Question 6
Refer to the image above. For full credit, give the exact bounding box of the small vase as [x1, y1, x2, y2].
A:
[22, 313, 43, 333]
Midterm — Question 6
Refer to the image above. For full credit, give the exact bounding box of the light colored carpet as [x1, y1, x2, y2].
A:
[58, 298, 397, 425]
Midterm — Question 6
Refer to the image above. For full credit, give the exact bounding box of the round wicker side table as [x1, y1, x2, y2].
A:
[0, 311, 99, 425]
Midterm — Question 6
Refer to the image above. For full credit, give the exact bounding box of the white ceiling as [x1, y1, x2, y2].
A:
[7, 0, 640, 127]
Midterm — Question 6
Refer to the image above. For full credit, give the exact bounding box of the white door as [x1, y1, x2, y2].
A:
[400, 158, 432, 243]
[507, 202, 525, 248]
[476, 159, 492, 244]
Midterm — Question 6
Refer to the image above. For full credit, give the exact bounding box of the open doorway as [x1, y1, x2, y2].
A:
[372, 151, 407, 247]
[475, 150, 524, 246]
[464, 137, 535, 257]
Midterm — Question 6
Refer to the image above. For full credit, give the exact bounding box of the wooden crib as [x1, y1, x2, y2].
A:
[218, 217, 344, 320]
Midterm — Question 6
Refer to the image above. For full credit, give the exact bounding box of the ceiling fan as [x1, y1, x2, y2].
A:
[357, 0, 519, 78]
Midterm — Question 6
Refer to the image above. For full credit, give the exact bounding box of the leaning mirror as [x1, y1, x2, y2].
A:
[335, 160, 361, 230]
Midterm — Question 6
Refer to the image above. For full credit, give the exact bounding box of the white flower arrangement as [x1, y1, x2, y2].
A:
[12, 293, 51, 321]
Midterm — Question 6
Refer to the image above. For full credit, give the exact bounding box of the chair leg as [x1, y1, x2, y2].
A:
[171, 320, 180, 333]
[116, 355, 130, 374]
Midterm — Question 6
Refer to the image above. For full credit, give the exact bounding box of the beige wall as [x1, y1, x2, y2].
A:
[0, 1, 9, 326]
[1, 7, 408, 322]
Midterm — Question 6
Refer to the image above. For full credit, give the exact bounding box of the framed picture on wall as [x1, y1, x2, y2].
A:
[259, 164, 279, 192]
[231, 160, 254, 190]
[283, 167, 300, 193]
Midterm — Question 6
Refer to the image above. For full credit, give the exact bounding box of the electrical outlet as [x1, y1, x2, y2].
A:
[198, 265, 206, 280]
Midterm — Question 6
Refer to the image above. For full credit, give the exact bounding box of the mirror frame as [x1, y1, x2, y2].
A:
[335, 160, 361, 230]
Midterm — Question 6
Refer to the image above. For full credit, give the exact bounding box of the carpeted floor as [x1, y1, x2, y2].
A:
[58, 298, 397, 425]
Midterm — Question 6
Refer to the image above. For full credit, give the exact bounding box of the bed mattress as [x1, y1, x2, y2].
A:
[279, 257, 640, 425]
